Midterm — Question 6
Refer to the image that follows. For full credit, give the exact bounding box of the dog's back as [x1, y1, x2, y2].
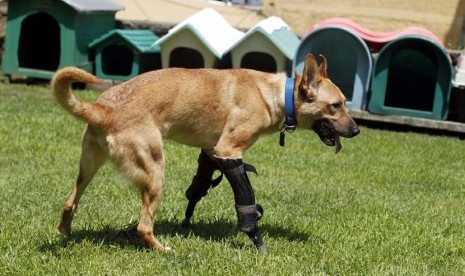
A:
[53, 67, 286, 148]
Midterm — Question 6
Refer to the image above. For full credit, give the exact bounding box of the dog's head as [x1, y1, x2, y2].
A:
[294, 54, 360, 153]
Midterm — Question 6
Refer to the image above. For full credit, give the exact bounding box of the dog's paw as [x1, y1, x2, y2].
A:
[56, 224, 71, 236]
[147, 239, 174, 252]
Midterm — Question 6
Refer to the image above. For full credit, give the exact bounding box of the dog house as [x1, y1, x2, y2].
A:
[308, 17, 444, 53]
[368, 36, 453, 120]
[2, 0, 123, 81]
[293, 27, 372, 110]
[154, 8, 244, 69]
[229, 16, 299, 74]
[89, 29, 161, 81]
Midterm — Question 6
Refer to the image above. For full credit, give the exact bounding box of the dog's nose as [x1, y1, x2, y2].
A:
[351, 126, 360, 137]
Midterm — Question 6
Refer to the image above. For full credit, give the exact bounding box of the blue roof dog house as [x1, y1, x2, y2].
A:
[368, 36, 452, 120]
[154, 8, 244, 69]
[293, 27, 372, 110]
[89, 29, 161, 81]
[229, 16, 299, 74]
[2, 0, 123, 81]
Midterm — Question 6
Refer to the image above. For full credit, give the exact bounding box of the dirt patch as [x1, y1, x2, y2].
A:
[263, 0, 465, 49]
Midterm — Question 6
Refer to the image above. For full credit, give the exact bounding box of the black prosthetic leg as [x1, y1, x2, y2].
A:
[182, 150, 223, 227]
[215, 158, 266, 254]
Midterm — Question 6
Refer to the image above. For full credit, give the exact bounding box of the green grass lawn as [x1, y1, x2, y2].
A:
[1, 82, 465, 275]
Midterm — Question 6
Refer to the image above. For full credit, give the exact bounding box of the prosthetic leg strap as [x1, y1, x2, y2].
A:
[237, 203, 266, 253]
[244, 163, 258, 175]
[235, 204, 264, 232]
[236, 204, 263, 220]
[210, 173, 223, 188]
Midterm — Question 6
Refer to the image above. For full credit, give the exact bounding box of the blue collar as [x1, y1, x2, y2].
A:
[284, 77, 297, 131]
[280, 77, 296, 147]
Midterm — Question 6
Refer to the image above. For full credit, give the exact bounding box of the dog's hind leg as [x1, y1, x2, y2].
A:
[136, 148, 169, 251]
[182, 149, 223, 227]
[112, 130, 170, 251]
[57, 127, 107, 235]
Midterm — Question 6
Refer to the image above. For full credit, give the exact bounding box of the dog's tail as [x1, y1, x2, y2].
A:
[51, 67, 108, 126]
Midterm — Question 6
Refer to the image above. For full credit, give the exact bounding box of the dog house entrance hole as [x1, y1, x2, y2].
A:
[240, 52, 277, 73]
[101, 44, 134, 76]
[384, 45, 438, 112]
[326, 54, 356, 102]
[169, 47, 204, 68]
[18, 12, 60, 71]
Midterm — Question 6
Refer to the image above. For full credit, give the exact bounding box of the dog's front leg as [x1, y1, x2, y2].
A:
[215, 157, 266, 254]
[182, 150, 223, 227]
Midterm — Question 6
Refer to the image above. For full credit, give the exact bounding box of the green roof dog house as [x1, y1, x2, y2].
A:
[229, 16, 299, 74]
[2, 0, 123, 81]
[154, 8, 244, 69]
[89, 29, 161, 81]
[368, 36, 452, 120]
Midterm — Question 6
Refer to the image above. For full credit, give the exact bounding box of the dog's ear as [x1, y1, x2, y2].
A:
[318, 55, 328, 78]
[295, 72, 302, 86]
[299, 53, 320, 102]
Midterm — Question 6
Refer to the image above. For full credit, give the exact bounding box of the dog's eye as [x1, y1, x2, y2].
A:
[331, 102, 342, 110]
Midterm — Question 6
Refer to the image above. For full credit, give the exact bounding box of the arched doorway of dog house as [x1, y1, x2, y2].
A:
[240, 52, 277, 73]
[18, 12, 60, 71]
[384, 44, 438, 112]
[101, 44, 134, 76]
[169, 47, 204, 68]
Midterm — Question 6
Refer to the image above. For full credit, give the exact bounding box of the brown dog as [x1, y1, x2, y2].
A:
[51, 53, 359, 252]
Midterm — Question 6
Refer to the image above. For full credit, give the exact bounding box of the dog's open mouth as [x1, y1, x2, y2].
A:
[312, 118, 342, 153]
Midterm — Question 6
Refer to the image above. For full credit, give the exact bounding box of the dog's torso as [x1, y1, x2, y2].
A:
[97, 68, 287, 150]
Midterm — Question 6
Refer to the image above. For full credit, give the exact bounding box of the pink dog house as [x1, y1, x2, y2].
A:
[308, 17, 444, 53]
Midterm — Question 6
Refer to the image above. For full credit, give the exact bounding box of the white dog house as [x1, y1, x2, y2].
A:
[229, 16, 299, 74]
[154, 8, 244, 69]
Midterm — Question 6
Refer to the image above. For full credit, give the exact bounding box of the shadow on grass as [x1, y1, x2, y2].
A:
[39, 218, 312, 253]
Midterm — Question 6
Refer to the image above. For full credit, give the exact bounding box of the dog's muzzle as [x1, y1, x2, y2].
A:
[312, 118, 359, 153]
[313, 118, 341, 152]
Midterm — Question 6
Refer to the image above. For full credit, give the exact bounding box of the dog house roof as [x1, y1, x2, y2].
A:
[228, 16, 299, 59]
[154, 8, 244, 58]
[62, 0, 123, 12]
[90, 29, 160, 53]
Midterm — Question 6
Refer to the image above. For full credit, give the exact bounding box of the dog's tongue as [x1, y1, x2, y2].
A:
[335, 134, 342, 154]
